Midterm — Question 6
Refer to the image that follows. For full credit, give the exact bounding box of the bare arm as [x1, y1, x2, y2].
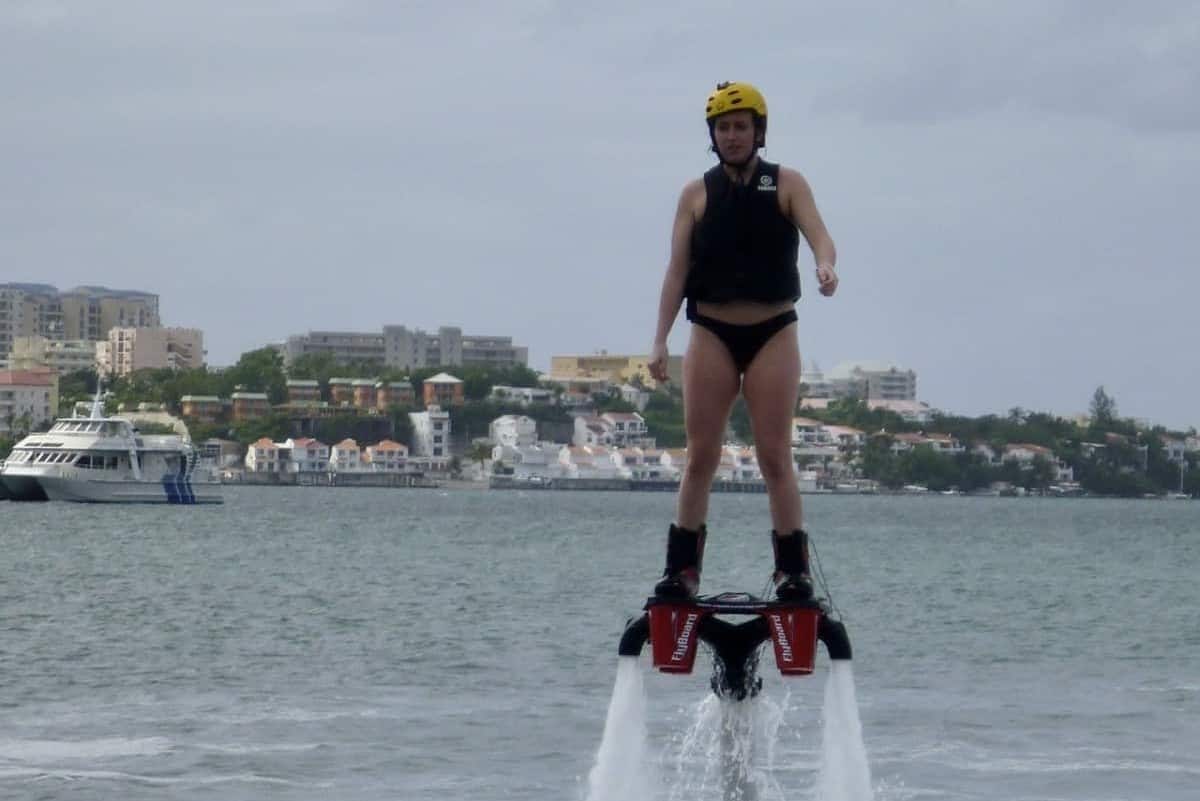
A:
[781, 167, 838, 295]
[649, 181, 701, 380]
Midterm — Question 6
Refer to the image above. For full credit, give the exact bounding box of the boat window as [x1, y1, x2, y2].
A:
[108, 455, 120, 470]
[77, 455, 92, 468]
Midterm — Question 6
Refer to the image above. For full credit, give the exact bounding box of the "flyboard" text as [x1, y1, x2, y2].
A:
[671, 612, 701, 662]
[770, 614, 793, 662]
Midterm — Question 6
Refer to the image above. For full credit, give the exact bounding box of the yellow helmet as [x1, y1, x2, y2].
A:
[704, 81, 768, 121]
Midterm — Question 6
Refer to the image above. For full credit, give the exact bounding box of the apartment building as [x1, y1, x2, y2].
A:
[490, 414, 537, 448]
[60, 286, 160, 340]
[384, 325, 528, 371]
[0, 284, 64, 362]
[99, 327, 204, 377]
[7, 336, 98, 375]
[409, 406, 451, 460]
[423, 372, 464, 407]
[284, 331, 386, 366]
[826, 361, 917, 401]
[284, 325, 529, 371]
[0, 369, 58, 435]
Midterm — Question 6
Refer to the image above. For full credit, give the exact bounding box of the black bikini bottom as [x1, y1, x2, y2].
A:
[686, 304, 798, 373]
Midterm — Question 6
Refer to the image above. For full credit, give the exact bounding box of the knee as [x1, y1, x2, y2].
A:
[756, 449, 795, 483]
[685, 443, 723, 477]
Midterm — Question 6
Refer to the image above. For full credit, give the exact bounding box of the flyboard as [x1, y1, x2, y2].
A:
[618, 591, 851, 699]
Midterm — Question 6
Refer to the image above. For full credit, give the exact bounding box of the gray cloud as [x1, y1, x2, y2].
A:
[2, 1, 1197, 428]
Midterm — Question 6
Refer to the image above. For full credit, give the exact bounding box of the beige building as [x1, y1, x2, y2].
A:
[101, 327, 204, 377]
[1, 283, 63, 360]
[826, 361, 918, 401]
[7, 336, 98, 375]
[1, 284, 159, 348]
[549, 352, 682, 389]
[423, 372, 464, 407]
[0, 369, 59, 435]
[231, 392, 270, 421]
[60, 286, 160, 341]
[180, 395, 224, 423]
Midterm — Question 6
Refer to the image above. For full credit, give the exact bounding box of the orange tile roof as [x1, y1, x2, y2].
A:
[0, 370, 55, 386]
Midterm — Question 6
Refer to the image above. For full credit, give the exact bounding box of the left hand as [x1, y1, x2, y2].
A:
[816, 264, 839, 296]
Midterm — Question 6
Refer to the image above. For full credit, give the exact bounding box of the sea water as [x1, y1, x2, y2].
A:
[1, 489, 1198, 800]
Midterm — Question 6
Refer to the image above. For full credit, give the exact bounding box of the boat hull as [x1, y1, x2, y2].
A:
[0, 474, 49, 501]
[37, 476, 224, 504]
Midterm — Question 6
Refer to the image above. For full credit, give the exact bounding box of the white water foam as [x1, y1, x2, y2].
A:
[666, 692, 791, 801]
[0, 736, 172, 762]
[814, 661, 875, 801]
[584, 656, 657, 801]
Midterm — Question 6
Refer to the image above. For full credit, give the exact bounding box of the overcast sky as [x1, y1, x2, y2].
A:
[4, 1, 1197, 429]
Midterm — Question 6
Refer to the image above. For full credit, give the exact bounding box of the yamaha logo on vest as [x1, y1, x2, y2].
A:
[757, 174, 777, 192]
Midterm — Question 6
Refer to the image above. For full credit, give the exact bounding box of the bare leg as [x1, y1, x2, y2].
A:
[740, 322, 802, 532]
[676, 324, 741, 529]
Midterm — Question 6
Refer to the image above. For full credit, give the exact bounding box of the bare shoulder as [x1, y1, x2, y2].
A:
[777, 165, 813, 193]
[678, 177, 706, 220]
[776, 166, 815, 219]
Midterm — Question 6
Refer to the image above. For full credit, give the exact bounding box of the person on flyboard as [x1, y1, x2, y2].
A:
[647, 81, 839, 603]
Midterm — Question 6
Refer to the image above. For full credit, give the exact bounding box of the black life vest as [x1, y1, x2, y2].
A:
[685, 160, 800, 305]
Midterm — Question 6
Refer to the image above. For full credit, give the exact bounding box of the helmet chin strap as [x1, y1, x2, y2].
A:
[712, 139, 760, 180]
[708, 123, 765, 180]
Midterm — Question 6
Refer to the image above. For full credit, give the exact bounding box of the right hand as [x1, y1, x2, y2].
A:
[648, 342, 669, 383]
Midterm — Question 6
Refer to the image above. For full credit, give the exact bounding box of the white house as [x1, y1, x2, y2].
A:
[490, 414, 537, 448]
[823, 425, 866, 449]
[489, 385, 556, 406]
[493, 442, 567, 480]
[889, 433, 930, 454]
[331, 438, 362, 472]
[923, 433, 965, 454]
[1163, 438, 1187, 464]
[410, 405, 451, 459]
[722, 445, 761, 481]
[636, 448, 676, 480]
[282, 437, 329, 473]
[660, 448, 689, 477]
[601, 411, 652, 447]
[619, 384, 651, 412]
[973, 443, 1002, 466]
[558, 445, 622, 479]
[573, 416, 614, 447]
[1005, 443, 1074, 482]
[365, 439, 409, 472]
[245, 437, 280, 473]
[791, 417, 829, 447]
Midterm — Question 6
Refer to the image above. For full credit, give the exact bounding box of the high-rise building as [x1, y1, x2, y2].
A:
[101, 327, 205, 377]
[60, 286, 160, 341]
[1, 284, 159, 365]
[0, 284, 63, 361]
[283, 325, 529, 370]
[7, 336, 98, 375]
[826, 361, 917, 401]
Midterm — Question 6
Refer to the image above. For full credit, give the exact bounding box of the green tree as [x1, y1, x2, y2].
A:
[1089, 386, 1117, 427]
[221, 348, 288, 404]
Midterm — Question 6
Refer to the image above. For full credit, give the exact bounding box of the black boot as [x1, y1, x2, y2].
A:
[772, 529, 814, 601]
[654, 523, 707, 599]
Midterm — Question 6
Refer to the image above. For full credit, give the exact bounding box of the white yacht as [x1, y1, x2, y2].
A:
[0, 396, 222, 504]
